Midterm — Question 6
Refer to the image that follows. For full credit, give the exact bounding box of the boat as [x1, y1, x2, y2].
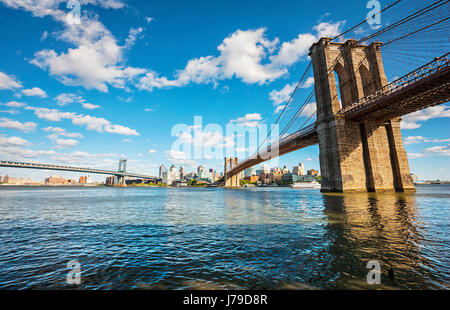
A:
[290, 180, 321, 189]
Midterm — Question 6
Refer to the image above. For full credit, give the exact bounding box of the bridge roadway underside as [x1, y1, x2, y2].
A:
[342, 66, 450, 121]
[220, 130, 319, 185]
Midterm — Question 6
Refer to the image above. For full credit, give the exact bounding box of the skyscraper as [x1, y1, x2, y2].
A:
[293, 163, 305, 176]
[179, 166, 185, 180]
[197, 165, 205, 174]
[159, 164, 167, 178]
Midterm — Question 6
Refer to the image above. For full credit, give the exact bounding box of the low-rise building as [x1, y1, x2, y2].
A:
[243, 175, 259, 183]
[105, 176, 115, 185]
[307, 169, 320, 177]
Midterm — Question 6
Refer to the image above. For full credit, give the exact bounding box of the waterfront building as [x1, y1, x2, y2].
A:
[244, 175, 259, 183]
[282, 165, 290, 174]
[293, 163, 305, 176]
[105, 176, 114, 185]
[179, 166, 185, 180]
[270, 170, 283, 184]
[79, 175, 92, 184]
[244, 167, 256, 177]
[209, 168, 215, 180]
[159, 164, 167, 178]
[281, 173, 300, 184]
[197, 165, 206, 174]
[45, 175, 76, 185]
[163, 165, 180, 185]
[259, 172, 271, 185]
[307, 169, 319, 176]
[0, 176, 2, 183]
[184, 172, 195, 180]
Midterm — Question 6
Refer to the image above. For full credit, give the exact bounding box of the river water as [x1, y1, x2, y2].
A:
[0, 185, 448, 289]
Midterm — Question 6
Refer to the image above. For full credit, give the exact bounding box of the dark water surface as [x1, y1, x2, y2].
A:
[0, 185, 448, 289]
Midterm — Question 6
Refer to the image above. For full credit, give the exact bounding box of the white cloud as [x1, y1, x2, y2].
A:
[55, 93, 99, 109]
[28, 12, 146, 92]
[125, 27, 144, 49]
[175, 28, 285, 86]
[0, 117, 37, 132]
[3, 1, 343, 93]
[0, 136, 30, 147]
[229, 113, 262, 127]
[299, 102, 317, 118]
[269, 33, 316, 67]
[54, 93, 82, 106]
[4, 101, 25, 108]
[40, 30, 48, 41]
[0, 109, 20, 115]
[165, 150, 198, 166]
[313, 21, 345, 37]
[0, 71, 22, 90]
[404, 136, 450, 145]
[401, 105, 450, 129]
[274, 105, 286, 114]
[26, 106, 138, 135]
[407, 153, 424, 159]
[122, 139, 133, 143]
[22, 87, 47, 98]
[54, 138, 79, 148]
[269, 77, 314, 109]
[82, 103, 100, 109]
[269, 22, 343, 67]
[423, 145, 450, 157]
[137, 70, 180, 91]
[0, 145, 55, 159]
[140, 22, 342, 91]
[269, 83, 295, 106]
[300, 77, 314, 89]
[148, 149, 157, 154]
[104, 124, 139, 136]
[145, 16, 153, 23]
[43, 126, 83, 138]
[407, 144, 450, 159]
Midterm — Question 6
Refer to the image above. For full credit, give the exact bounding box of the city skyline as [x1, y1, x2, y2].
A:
[0, 0, 449, 183]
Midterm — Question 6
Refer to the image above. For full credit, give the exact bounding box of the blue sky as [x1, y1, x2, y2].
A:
[0, 0, 448, 181]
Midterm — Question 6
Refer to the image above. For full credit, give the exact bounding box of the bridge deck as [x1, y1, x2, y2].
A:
[219, 125, 318, 184]
[219, 54, 449, 184]
[340, 53, 450, 121]
[0, 161, 156, 179]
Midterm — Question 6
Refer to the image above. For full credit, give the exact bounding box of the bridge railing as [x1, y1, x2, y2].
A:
[339, 52, 449, 116]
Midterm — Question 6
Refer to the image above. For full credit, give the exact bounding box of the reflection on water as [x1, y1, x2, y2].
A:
[0, 185, 448, 289]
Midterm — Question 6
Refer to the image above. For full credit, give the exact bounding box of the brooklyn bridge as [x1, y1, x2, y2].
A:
[220, 0, 450, 192]
[1, 0, 449, 192]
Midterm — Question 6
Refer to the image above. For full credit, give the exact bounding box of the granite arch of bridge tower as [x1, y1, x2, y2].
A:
[309, 37, 414, 192]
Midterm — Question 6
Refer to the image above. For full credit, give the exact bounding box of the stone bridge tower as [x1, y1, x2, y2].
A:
[224, 157, 241, 187]
[309, 38, 415, 192]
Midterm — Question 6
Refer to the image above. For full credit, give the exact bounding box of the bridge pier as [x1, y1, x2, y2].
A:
[224, 157, 241, 187]
[310, 38, 414, 193]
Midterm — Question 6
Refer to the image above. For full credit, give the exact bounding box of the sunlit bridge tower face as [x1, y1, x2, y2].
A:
[224, 157, 241, 187]
[309, 37, 415, 193]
